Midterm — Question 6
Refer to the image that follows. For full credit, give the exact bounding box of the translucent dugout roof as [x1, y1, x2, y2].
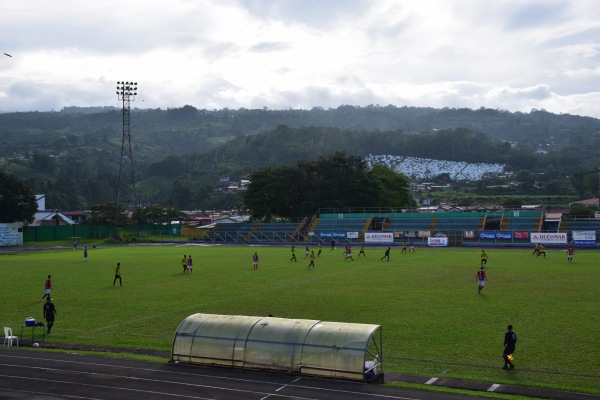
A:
[171, 313, 383, 381]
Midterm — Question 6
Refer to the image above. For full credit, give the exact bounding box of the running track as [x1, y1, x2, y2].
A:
[0, 348, 493, 400]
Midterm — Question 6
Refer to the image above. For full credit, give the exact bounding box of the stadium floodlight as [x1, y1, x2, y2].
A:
[115, 80, 139, 224]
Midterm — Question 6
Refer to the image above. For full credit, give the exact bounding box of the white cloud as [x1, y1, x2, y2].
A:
[1, 0, 600, 118]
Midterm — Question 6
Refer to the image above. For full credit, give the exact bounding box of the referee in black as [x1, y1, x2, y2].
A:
[502, 324, 517, 370]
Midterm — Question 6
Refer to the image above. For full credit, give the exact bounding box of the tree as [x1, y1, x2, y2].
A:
[132, 205, 185, 224]
[569, 203, 596, 217]
[244, 153, 415, 218]
[0, 171, 38, 223]
[85, 202, 129, 225]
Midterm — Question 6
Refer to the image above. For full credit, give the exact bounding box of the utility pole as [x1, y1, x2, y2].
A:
[115, 81, 138, 224]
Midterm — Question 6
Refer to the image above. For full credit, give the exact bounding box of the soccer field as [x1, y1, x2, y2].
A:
[1, 244, 598, 394]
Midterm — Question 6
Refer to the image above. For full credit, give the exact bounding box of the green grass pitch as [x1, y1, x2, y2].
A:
[1, 244, 598, 394]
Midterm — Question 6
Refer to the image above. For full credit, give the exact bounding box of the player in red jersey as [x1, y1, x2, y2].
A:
[476, 266, 487, 294]
[567, 245, 575, 262]
[252, 252, 259, 270]
[41, 275, 52, 301]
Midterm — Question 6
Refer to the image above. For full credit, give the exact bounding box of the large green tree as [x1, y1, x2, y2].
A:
[0, 171, 38, 223]
[244, 153, 415, 218]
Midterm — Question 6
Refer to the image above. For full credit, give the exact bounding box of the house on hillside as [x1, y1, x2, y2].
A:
[31, 210, 76, 226]
[569, 197, 600, 209]
[31, 194, 76, 226]
[62, 211, 92, 223]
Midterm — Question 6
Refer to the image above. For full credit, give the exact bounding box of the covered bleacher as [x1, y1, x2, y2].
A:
[193, 209, 598, 246]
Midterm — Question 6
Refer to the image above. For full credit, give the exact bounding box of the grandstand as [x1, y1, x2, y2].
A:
[500, 210, 543, 232]
[561, 217, 600, 241]
[192, 209, 597, 247]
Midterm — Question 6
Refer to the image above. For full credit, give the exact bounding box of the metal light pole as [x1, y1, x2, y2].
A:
[115, 81, 138, 223]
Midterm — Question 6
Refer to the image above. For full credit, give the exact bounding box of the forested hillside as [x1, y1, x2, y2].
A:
[0, 105, 599, 211]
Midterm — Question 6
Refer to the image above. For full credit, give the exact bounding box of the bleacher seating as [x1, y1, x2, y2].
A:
[247, 222, 303, 242]
[209, 223, 254, 241]
[312, 214, 370, 241]
[563, 218, 600, 233]
[502, 211, 543, 232]
[198, 211, 598, 246]
[431, 213, 486, 231]
[386, 214, 434, 231]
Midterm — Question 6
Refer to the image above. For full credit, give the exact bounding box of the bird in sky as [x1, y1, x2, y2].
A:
[3, 53, 12, 57]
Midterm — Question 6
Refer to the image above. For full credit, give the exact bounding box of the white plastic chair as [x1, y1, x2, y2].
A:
[3, 327, 19, 347]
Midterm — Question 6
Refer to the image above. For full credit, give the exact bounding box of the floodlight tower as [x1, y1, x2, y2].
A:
[116, 81, 138, 216]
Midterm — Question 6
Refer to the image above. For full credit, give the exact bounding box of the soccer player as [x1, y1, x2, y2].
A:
[480, 250, 488, 266]
[252, 252, 259, 270]
[476, 266, 487, 294]
[113, 263, 122, 286]
[182, 255, 187, 273]
[308, 251, 316, 269]
[187, 255, 193, 272]
[345, 245, 354, 261]
[409, 240, 415, 252]
[330, 239, 336, 250]
[358, 244, 366, 257]
[290, 246, 297, 262]
[536, 245, 547, 258]
[83, 246, 88, 262]
[532, 243, 540, 256]
[381, 247, 390, 261]
[502, 324, 517, 370]
[305, 245, 310, 258]
[317, 242, 323, 257]
[344, 242, 349, 256]
[567, 245, 575, 262]
[401, 242, 407, 253]
[41, 275, 52, 302]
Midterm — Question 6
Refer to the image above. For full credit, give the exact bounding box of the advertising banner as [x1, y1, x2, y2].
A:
[364, 232, 394, 243]
[346, 231, 359, 239]
[479, 231, 513, 240]
[428, 237, 448, 247]
[318, 232, 347, 239]
[0, 223, 23, 246]
[514, 231, 529, 239]
[463, 230, 475, 239]
[530, 232, 567, 244]
[394, 230, 418, 238]
[572, 231, 596, 246]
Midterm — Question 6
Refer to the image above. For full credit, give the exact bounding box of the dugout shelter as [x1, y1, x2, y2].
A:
[171, 313, 383, 382]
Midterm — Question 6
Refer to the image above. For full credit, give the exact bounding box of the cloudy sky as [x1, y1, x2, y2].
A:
[1, 0, 600, 117]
